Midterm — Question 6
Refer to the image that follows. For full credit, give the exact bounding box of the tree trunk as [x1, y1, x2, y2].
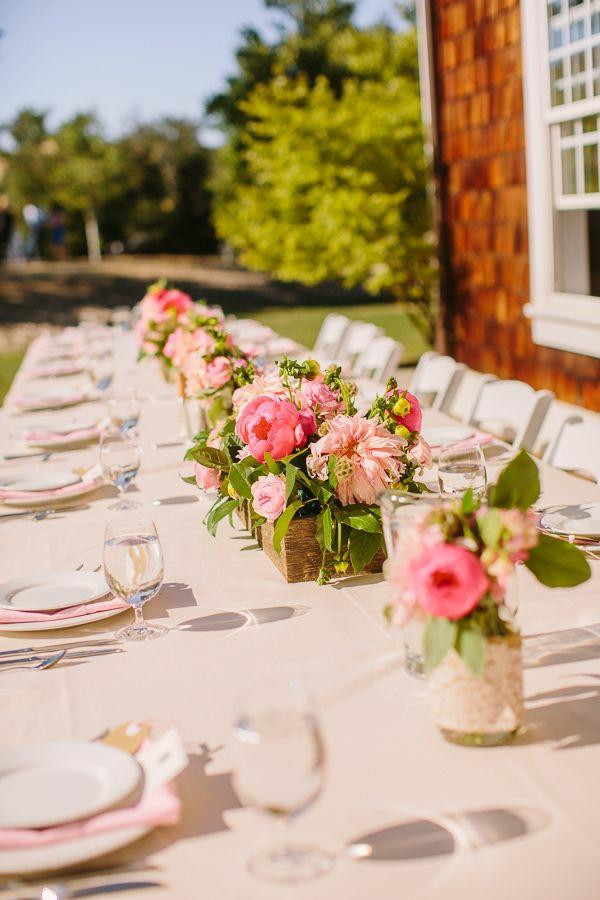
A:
[84, 212, 101, 263]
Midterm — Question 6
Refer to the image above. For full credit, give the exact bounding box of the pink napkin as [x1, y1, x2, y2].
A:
[0, 596, 128, 624]
[0, 782, 181, 849]
[430, 431, 494, 453]
[30, 363, 84, 378]
[25, 426, 101, 446]
[12, 392, 86, 411]
[0, 476, 103, 503]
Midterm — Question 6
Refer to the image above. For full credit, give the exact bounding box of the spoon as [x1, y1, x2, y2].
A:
[0, 650, 66, 673]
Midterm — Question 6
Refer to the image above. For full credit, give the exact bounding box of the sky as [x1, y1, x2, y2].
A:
[0, 0, 402, 147]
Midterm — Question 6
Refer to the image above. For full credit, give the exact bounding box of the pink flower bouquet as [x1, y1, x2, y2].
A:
[186, 359, 431, 583]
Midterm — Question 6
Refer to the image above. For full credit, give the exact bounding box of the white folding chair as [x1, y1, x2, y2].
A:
[338, 321, 384, 376]
[312, 314, 350, 359]
[409, 351, 466, 412]
[468, 379, 554, 451]
[354, 335, 404, 382]
[543, 416, 600, 483]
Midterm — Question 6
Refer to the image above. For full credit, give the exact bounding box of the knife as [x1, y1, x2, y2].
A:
[0, 505, 88, 520]
[0, 639, 120, 658]
[22, 881, 162, 899]
[0, 647, 124, 667]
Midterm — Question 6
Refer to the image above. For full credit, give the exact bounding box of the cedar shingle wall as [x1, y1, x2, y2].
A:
[432, 0, 600, 410]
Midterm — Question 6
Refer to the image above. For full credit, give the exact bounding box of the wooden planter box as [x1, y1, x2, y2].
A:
[235, 502, 262, 547]
[260, 515, 385, 583]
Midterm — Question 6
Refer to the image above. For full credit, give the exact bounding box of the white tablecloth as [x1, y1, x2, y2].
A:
[2, 335, 600, 898]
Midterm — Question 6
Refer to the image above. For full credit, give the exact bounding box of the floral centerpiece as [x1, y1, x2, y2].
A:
[185, 358, 432, 583]
[385, 450, 590, 745]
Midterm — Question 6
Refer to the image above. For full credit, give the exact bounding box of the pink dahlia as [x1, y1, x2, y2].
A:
[307, 413, 407, 506]
[236, 395, 317, 462]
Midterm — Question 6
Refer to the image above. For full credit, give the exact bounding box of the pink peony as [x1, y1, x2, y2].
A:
[236, 396, 317, 462]
[388, 389, 422, 433]
[155, 289, 193, 319]
[163, 327, 210, 369]
[194, 462, 221, 491]
[300, 378, 344, 419]
[409, 543, 489, 619]
[232, 371, 287, 412]
[251, 473, 286, 521]
[204, 356, 232, 389]
[307, 413, 407, 506]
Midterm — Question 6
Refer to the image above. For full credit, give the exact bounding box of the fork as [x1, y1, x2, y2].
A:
[0, 650, 66, 672]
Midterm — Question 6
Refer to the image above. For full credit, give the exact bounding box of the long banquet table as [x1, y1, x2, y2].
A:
[2, 333, 600, 898]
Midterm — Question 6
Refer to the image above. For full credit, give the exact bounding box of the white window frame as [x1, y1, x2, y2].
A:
[521, 0, 600, 358]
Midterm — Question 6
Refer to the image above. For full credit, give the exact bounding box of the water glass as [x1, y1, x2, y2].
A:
[438, 443, 487, 499]
[100, 430, 142, 510]
[231, 684, 332, 882]
[89, 348, 115, 394]
[103, 518, 167, 641]
[107, 392, 141, 432]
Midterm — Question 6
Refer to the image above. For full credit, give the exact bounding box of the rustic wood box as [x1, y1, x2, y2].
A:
[260, 515, 385, 583]
[235, 502, 262, 546]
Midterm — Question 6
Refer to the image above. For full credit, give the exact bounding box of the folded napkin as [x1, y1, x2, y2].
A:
[0, 595, 128, 625]
[29, 363, 84, 378]
[430, 431, 494, 453]
[12, 391, 87, 412]
[0, 468, 104, 503]
[0, 782, 180, 849]
[25, 426, 101, 446]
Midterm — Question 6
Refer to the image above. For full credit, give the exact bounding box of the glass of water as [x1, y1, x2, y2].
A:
[100, 430, 142, 510]
[438, 443, 487, 499]
[231, 683, 332, 883]
[103, 518, 166, 641]
[89, 348, 114, 394]
[107, 391, 140, 432]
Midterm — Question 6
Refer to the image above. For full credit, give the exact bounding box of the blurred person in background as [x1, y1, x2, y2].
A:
[22, 202, 45, 260]
[49, 204, 67, 259]
[0, 197, 13, 263]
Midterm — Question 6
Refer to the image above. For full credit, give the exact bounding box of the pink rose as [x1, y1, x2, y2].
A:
[251, 473, 286, 521]
[236, 396, 317, 462]
[388, 389, 422, 433]
[194, 462, 221, 491]
[300, 378, 343, 418]
[410, 543, 489, 619]
[205, 356, 232, 389]
[156, 289, 193, 318]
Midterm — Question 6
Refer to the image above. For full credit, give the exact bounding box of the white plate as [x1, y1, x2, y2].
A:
[0, 741, 142, 829]
[0, 469, 80, 492]
[421, 425, 475, 448]
[26, 418, 98, 436]
[0, 572, 109, 612]
[0, 604, 127, 632]
[540, 502, 600, 538]
[0, 822, 150, 876]
[17, 394, 87, 412]
[2, 478, 102, 508]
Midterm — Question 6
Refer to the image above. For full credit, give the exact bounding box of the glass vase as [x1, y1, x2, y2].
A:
[428, 632, 524, 747]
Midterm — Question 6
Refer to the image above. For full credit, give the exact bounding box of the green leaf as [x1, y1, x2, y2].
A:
[273, 499, 304, 554]
[264, 452, 283, 475]
[204, 497, 237, 537]
[335, 508, 381, 533]
[424, 617, 457, 671]
[478, 508, 503, 548]
[321, 506, 333, 551]
[461, 488, 477, 515]
[525, 533, 591, 587]
[489, 449, 540, 509]
[228, 463, 252, 500]
[348, 528, 381, 574]
[187, 446, 228, 469]
[180, 474, 198, 485]
[285, 463, 297, 502]
[327, 454, 338, 488]
[456, 624, 486, 675]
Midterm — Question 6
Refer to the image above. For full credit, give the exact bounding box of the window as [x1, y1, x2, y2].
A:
[522, 0, 600, 357]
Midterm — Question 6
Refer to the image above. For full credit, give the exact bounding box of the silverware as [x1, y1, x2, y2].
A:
[150, 441, 184, 450]
[0, 639, 120, 658]
[31, 881, 162, 899]
[2, 451, 52, 461]
[0, 862, 160, 895]
[0, 647, 123, 668]
[0, 505, 88, 522]
[0, 650, 66, 672]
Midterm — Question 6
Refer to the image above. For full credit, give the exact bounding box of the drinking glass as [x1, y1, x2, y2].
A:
[231, 684, 332, 883]
[100, 431, 142, 510]
[107, 392, 141, 432]
[438, 443, 487, 499]
[103, 518, 167, 641]
[89, 348, 114, 394]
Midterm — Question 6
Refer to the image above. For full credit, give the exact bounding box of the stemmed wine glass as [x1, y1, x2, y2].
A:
[103, 518, 167, 641]
[438, 443, 487, 498]
[99, 431, 142, 510]
[88, 348, 114, 395]
[231, 683, 332, 883]
[107, 391, 141, 432]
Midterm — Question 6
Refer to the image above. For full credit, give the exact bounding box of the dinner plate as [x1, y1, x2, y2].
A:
[0, 572, 109, 612]
[2, 477, 103, 507]
[0, 469, 80, 492]
[0, 604, 127, 632]
[26, 418, 99, 436]
[421, 425, 475, 448]
[16, 393, 88, 412]
[0, 741, 142, 830]
[539, 502, 600, 538]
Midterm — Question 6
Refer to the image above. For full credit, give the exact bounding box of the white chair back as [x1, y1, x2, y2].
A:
[543, 416, 600, 483]
[409, 352, 466, 411]
[340, 321, 384, 374]
[354, 335, 403, 382]
[313, 314, 350, 358]
[468, 379, 554, 451]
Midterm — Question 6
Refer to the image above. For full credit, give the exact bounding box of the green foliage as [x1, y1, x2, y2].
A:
[424, 618, 457, 673]
[348, 528, 381, 574]
[488, 449, 541, 510]
[526, 533, 591, 587]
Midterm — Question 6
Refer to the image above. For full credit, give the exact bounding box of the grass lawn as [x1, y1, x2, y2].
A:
[252, 303, 429, 362]
[0, 349, 25, 404]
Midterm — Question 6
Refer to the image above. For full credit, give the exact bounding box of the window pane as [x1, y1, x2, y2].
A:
[594, 73, 600, 94]
[572, 80, 588, 99]
[583, 115, 598, 132]
[587, 211, 600, 295]
[550, 26, 563, 48]
[570, 19, 585, 41]
[584, 143, 599, 192]
[569, 0, 584, 7]
[561, 120, 576, 136]
[548, 0, 562, 14]
[593, 13, 600, 34]
[593, 45, 600, 67]
[571, 50, 586, 73]
[562, 147, 577, 193]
